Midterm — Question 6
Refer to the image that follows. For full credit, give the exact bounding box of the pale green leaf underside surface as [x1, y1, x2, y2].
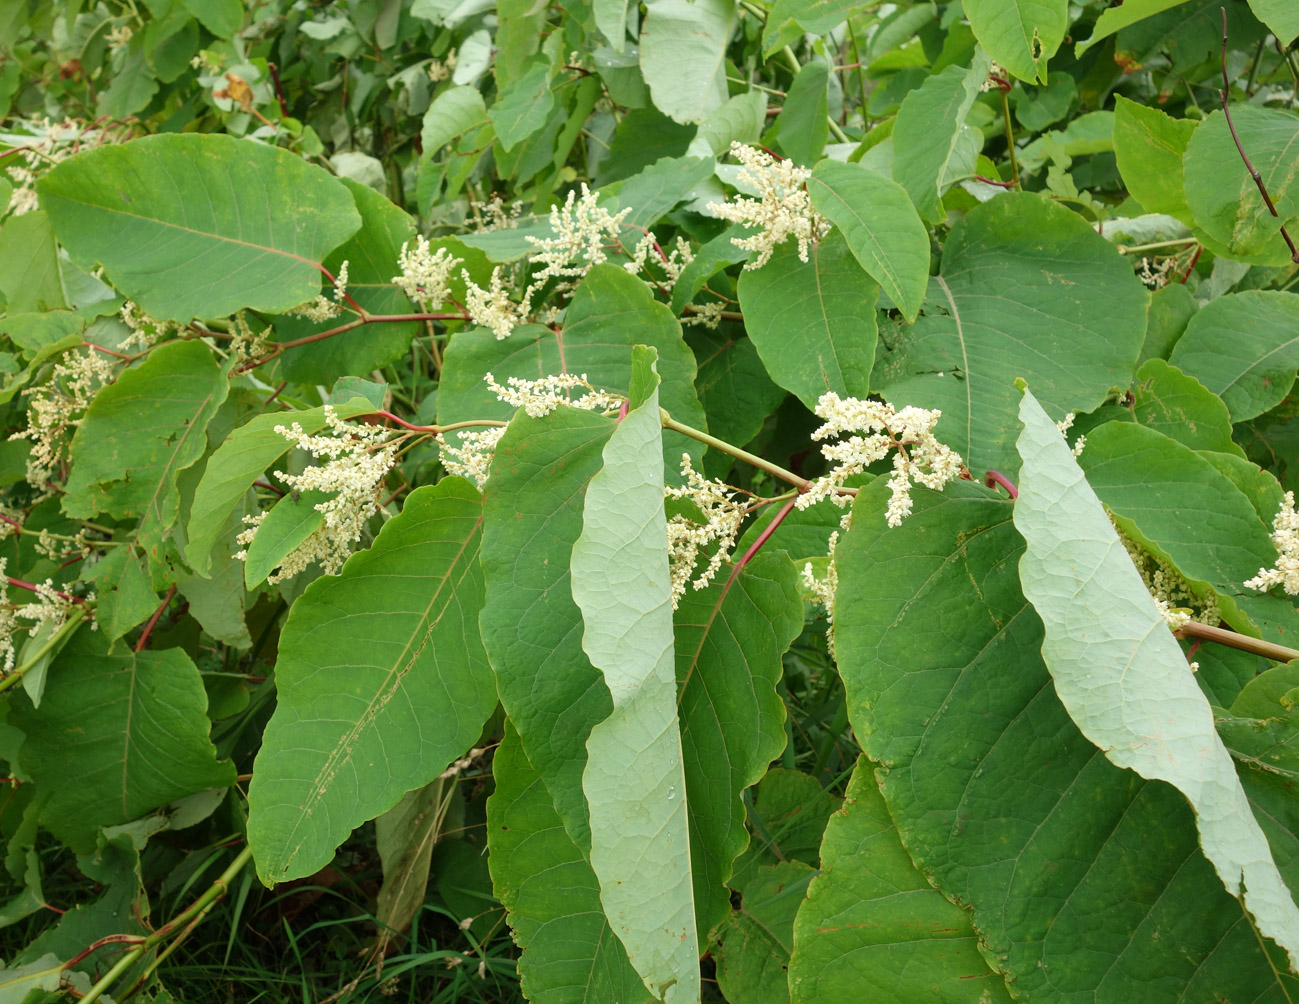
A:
[1013, 389, 1299, 970]
[571, 347, 700, 1003]
[247, 479, 497, 883]
[37, 133, 360, 320]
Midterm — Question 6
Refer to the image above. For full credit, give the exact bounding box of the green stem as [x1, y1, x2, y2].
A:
[0, 609, 86, 695]
[1000, 89, 1020, 186]
[1116, 237, 1198, 255]
[79, 845, 254, 1004]
[661, 409, 813, 491]
[778, 45, 850, 143]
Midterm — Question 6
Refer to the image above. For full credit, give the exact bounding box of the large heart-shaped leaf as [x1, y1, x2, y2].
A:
[38, 134, 360, 320]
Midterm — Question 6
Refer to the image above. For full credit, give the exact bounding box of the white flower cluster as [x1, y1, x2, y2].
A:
[1055, 412, 1085, 457]
[235, 407, 397, 582]
[1245, 491, 1299, 595]
[230, 312, 270, 363]
[10, 346, 117, 494]
[801, 531, 840, 657]
[118, 301, 174, 351]
[427, 49, 457, 82]
[1136, 256, 1176, 289]
[106, 22, 134, 51]
[437, 426, 506, 488]
[394, 238, 461, 305]
[474, 195, 524, 232]
[526, 184, 631, 285]
[485, 372, 621, 418]
[289, 261, 351, 322]
[664, 454, 746, 607]
[682, 301, 725, 329]
[708, 143, 831, 270]
[798, 392, 965, 528]
[1114, 519, 1220, 628]
[465, 267, 532, 340]
[624, 233, 695, 293]
[0, 560, 89, 674]
[3, 117, 88, 217]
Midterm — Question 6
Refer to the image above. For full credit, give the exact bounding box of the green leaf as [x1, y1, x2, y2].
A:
[1167, 290, 1299, 422]
[961, 0, 1066, 82]
[375, 779, 445, 949]
[714, 861, 814, 1004]
[1076, 0, 1191, 53]
[891, 50, 992, 224]
[763, 0, 859, 55]
[479, 407, 616, 851]
[1131, 358, 1244, 457]
[437, 264, 708, 473]
[10, 631, 234, 856]
[181, 0, 241, 37]
[686, 330, 786, 467]
[1077, 420, 1299, 644]
[737, 229, 879, 410]
[420, 84, 490, 153]
[272, 179, 418, 384]
[247, 479, 497, 883]
[487, 725, 653, 1004]
[1112, 95, 1196, 223]
[489, 57, 556, 152]
[1140, 281, 1198, 365]
[774, 62, 828, 167]
[0, 955, 63, 1003]
[1115, 0, 1268, 86]
[1183, 106, 1299, 265]
[85, 546, 157, 642]
[570, 346, 700, 1002]
[63, 341, 229, 560]
[185, 398, 375, 575]
[639, 0, 735, 125]
[0, 212, 65, 314]
[675, 552, 802, 938]
[806, 161, 929, 323]
[833, 478, 1299, 1000]
[38, 134, 361, 320]
[871, 192, 1147, 475]
[595, 0, 631, 51]
[695, 92, 766, 158]
[1248, 0, 1299, 43]
[241, 488, 329, 589]
[729, 769, 838, 892]
[787, 756, 1013, 1004]
[1014, 388, 1299, 967]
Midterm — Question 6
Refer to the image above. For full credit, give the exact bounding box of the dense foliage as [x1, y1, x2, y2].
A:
[2, 0, 1299, 1001]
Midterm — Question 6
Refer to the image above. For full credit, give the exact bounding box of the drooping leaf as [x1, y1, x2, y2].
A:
[0, 212, 65, 314]
[1183, 105, 1299, 265]
[181, 0, 241, 37]
[639, 0, 735, 125]
[891, 50, 992, 223]
[9, 631, 234, 856]
[763, 0, 859, 55]
[1139, 281, 1198, 365]
[1112, 95, 1196, 223]
[63, 341, 229, 560]
[375, 779, 446, 948]
[675, 551, 802, 939]
[271, 179, 418, 383]
[1248, 0, 1299, 42]
[833, 477, 1299, 1000]
[185, 398, 375, 575]
[38, 134, 361, 320]
[478, 407, 615, 851]
[787, 756, 1014, 1004]
[1167, 290, 1299, 422]
[85, 546, 157, 642]
[241, 488, 330, 589]
[961, 0, 1066, 82]
[1014, 388, 1299, 968]
[729, 769, 838, 892]
[437, 264, 708, 473]
[1130, 358, 1244, 457]
[774, 62, 828, 167]
[806, 161, 929, 323]
[713, 861, 815, 1004]
[1077, 420, 1299, 645]
[738, 230, 878, 410]
[247, 479, 497, 883]
[489, 57, 556, 152]
[487, 726, 653, 1004]
[870, 192, 1147, 475]
[420, 84, 490, 153]
[1076, 0, 1191, 53]
[570, 347, 700, 1002]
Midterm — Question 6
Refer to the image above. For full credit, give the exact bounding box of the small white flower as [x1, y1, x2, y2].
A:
[1114, 518, 1220, 625]
[802, 531, 840, 657]
[393, 238, 461, 305]
[525, 184, 631, 286]
[1245, 491, 1299, 595]
[484, 372, 620, 418]
[664, 454, 746, 607]
[707, 142, 831, 270]
[289, 261, 351, 322]
[437, 426, 506, 488]
[464, 267, 531, 340]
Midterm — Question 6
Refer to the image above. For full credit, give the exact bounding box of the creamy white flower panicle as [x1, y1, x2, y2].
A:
[525, 183, 631, 285]
[10, 347, 117, 495]
[1113, 518, 1221, 629]
[802, 531, 840, 657]
[1055, 412, 1086, 457]
[426, 49, 456, 82]
[1245, 491, 1299, 595]
[708, 142, 831, 270]
[474, 195, 524, 232]
[464, 267, 532, 340]
[798, 392, 964, 528]
[289, 261, 351, 322]
[234, 407, 397, 582]
[118, 301, 174, 351]
[4, 118, 89, 217]
[0, 564, 13, 674]
[484, 372, 621, 418]
[437, 426, 506, 488]
[664, 453, 746, 608]
[682, 301, 725, 329]
[624, 233, 695, 294]
[393, 238, 461, 304]
[230, 312, 270, 363]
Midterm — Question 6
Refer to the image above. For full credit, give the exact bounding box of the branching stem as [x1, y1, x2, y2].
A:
[1176, 620, 1299, 665]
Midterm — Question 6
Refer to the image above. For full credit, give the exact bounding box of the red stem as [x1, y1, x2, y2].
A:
[984, 470, 1018, 499]
[267, 62, 289, 117]
[725, 496, 799, 586]
[1179, 245, 1204, 284]
[6, 577, 82, 604]
[134, 585, 176, 653]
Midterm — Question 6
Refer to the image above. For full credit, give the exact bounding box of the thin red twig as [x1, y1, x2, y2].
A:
[134, 585, 177, 653]
[984, 470, 1018, 499]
